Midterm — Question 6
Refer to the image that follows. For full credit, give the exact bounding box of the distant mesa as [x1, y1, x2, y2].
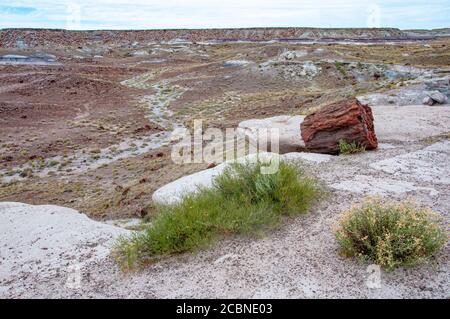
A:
[1, 27, 449, 48]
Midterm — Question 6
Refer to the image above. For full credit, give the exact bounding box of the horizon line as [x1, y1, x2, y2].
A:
[1, 26, 449, 32]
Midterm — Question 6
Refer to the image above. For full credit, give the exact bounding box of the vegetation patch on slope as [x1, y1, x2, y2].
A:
[335, 197, 447, 270]
[114, 160, 322, 269]
[338, 139, 367, 155]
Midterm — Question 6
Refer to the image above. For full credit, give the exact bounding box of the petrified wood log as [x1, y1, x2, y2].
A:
[300, 98, 378, 154]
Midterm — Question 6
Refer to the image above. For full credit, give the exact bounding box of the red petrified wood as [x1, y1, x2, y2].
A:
[300, 98, 378, 154]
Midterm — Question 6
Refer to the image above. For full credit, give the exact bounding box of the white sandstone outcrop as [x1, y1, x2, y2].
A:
[371, 104, 450, 142]
[237, 115, 305, 154]
[369, 140, 450, 184]
[331, 175, 438, 196]
[0, 202, 129, 292]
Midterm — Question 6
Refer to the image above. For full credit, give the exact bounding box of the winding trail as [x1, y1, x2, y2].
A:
[0, 73, 186, 182]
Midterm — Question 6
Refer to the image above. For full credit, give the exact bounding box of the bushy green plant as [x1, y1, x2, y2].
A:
[114, 160, 321, 269]
[335, 197, 447, 270]
[338, 139, 366, 155]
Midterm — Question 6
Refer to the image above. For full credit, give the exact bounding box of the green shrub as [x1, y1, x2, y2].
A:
[47, 160, 60, 167]
[335, 197, 447, 270]
[114, 160, 321, 269]
[335, 61, 347, 77]
[338, 139, 366, 155]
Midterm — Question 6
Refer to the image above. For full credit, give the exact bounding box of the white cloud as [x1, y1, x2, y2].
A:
[0, 0, 448, 29]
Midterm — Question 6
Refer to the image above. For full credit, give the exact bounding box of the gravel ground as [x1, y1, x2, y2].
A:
[0, 105, 449, 298]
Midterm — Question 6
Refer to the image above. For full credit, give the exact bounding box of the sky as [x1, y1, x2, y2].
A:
[0, 0, 448, 30]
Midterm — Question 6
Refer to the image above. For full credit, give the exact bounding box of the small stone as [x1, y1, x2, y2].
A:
[423, 96, 434, 106]
[238, 115, 305, 154]
[19, 168, 33, 178]
[426, 91, 448, 104]
[207, 163, 217, 169]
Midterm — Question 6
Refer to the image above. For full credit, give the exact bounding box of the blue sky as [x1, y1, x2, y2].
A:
[0, 0, 448, 30]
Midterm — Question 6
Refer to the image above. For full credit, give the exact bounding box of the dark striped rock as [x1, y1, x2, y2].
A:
[300, 98, 378, 154]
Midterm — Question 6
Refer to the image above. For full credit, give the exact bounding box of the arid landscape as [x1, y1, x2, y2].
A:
[0, 28, 449, 298]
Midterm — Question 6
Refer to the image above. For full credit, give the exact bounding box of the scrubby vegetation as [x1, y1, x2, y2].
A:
[338, 139, 366, 155]
[114, 160, 321, 269]
[335, 198, 447, 270]
[334, 61, 347, 77]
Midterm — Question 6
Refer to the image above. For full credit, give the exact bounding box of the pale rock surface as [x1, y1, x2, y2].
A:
[223, 60, 250, 67]
[426, 90, 448, 104]
[370, 141, 450, 184]
[282, 152, 333, 163]
[131, 50, 150, 57]
[238, 115, 305, 153]
[331, 175, 438, 196]
[423, 96, 435, 106]
[372, 104, 450, 142]
[152, 163, 227, 205]
[0, 202, 129, 294]
[280, 50, 307, 60]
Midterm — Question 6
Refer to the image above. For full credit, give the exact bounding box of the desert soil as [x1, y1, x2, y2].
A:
[1, 117, 449, 298]
[0, 32, 449, 298]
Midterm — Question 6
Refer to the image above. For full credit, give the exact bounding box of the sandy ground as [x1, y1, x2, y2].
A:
[1, 38, 449, 220]
[0, 104, 448, 299]
[372, 105, 450, 142]
[1, 36, 449, 298]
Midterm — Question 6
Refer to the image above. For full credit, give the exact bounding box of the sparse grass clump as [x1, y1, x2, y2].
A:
[47, 159, 60, 167]
[335, 198, 447, 270]
[114, 160, 321, 269]
[338, 139, 366, 155]
[335, 61, 347, 77]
